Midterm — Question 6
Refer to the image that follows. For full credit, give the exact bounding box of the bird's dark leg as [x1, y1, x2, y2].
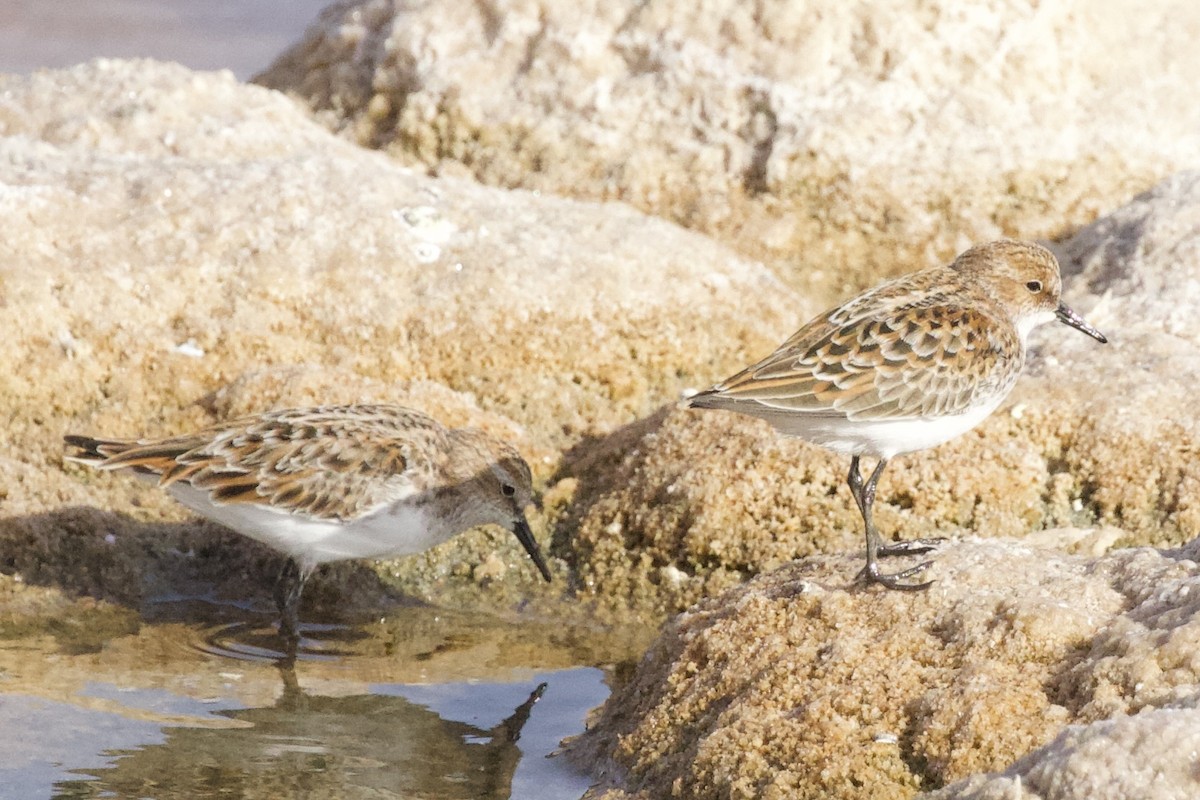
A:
[273, 558, 312, 648]
[847, 455, 865, 507]
[849, 457, 934, 591]
[868, 460, 944, 559]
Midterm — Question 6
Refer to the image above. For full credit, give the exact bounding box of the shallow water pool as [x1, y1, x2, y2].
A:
[0, 603, 646, 800]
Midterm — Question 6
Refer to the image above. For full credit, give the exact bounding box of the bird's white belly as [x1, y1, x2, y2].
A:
[775, 398, 1004, 458]
[165, 484, 451, 568]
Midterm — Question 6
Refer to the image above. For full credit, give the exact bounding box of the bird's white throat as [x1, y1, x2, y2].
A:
[1015, 308, 1058, 342]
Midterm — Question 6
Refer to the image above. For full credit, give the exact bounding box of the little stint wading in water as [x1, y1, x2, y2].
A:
[65, 404, 552, 638]
[688, 240, 1107, 590]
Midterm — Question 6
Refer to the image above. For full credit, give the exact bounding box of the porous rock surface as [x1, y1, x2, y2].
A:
[924, 705, 1200, 800]
[0, 58, 796, 608]
[557, 170, 1200, 616]
[1047, 170, 1200, 541]
[572, 172, 1200, 791]
[257, 0, 1200, 298]
[574, 538, 1200, 800]
[0, 15, 1199, 800]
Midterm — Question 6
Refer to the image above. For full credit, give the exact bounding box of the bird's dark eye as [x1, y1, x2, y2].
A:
[501, 484, 516, 497]
[1026, 280, 1042, 293]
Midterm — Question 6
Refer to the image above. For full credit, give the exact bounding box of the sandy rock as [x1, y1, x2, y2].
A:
[0, 59, 800, 603]
[922, 705, 1200, 800]
[556, 171, 1200, 616]
[574, 538, 1200, 800]
[559, 404, 1060, 617]
[1059, 170, 1200, 332]
[1039, 171, 1200, 542]
[0, 59, 796, 454]
[257, 0, 1200, 299]
[0, 57, 802, 614]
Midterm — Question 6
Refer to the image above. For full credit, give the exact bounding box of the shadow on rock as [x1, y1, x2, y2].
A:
[0, 506, 404, 639]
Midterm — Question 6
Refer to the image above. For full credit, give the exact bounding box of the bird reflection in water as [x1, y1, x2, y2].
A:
[56, 656, 548, 799]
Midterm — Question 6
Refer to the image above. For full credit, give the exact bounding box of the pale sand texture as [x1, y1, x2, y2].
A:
[256, 0, 1200, 300]
[574, 539, 1200, 800]
[572, 169, 1200, 789]
[1047, 170, 1200, 539]
[0, 59, 796, 609]
[0, 23, 1198, 800]
[925, 705, 1200, 800]
[556, 170, 1200, 616]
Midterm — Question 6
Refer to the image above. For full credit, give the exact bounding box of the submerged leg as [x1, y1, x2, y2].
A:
[848, 457, 934, 591]
[272, 558, 313, 646]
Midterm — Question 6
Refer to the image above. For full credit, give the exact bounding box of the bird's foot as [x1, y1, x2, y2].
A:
[858, 558, 935, 591]
[878, 537, 945, 558]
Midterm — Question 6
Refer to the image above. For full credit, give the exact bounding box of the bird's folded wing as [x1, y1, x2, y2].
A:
[696, 303, 1021, 421]
[68, 407, 424, 520]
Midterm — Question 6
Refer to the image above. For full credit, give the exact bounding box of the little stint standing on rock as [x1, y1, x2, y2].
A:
[688, 240, 1107, 590]
[65, 404, 552, 638]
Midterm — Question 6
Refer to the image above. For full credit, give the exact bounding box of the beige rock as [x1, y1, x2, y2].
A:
[0, 59, 799, 604]
[574, 538, 1200, 800]
[922, 705, 1200, 800]
[557, 170, 1200, 616]
[1042, 171, 1200, 542]
[559, 404, 1059, 617]
[256, 0, 1200, 299]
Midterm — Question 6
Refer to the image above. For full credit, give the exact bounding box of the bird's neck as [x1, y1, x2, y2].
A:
[1014, 308, 1058, 344]
[414, 478, 493, 540]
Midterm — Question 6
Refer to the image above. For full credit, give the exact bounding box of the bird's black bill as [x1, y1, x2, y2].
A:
[513, 516, 553, 582]
[1056, 301, 1107, 343]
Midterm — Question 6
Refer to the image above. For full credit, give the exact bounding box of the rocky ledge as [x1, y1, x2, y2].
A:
[572, 538, 1200, 799]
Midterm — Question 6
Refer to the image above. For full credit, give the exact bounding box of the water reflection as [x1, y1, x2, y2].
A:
[0, 602, 645, 799]
[51, 659, 587, 800]
[198, 620, 367, 663]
